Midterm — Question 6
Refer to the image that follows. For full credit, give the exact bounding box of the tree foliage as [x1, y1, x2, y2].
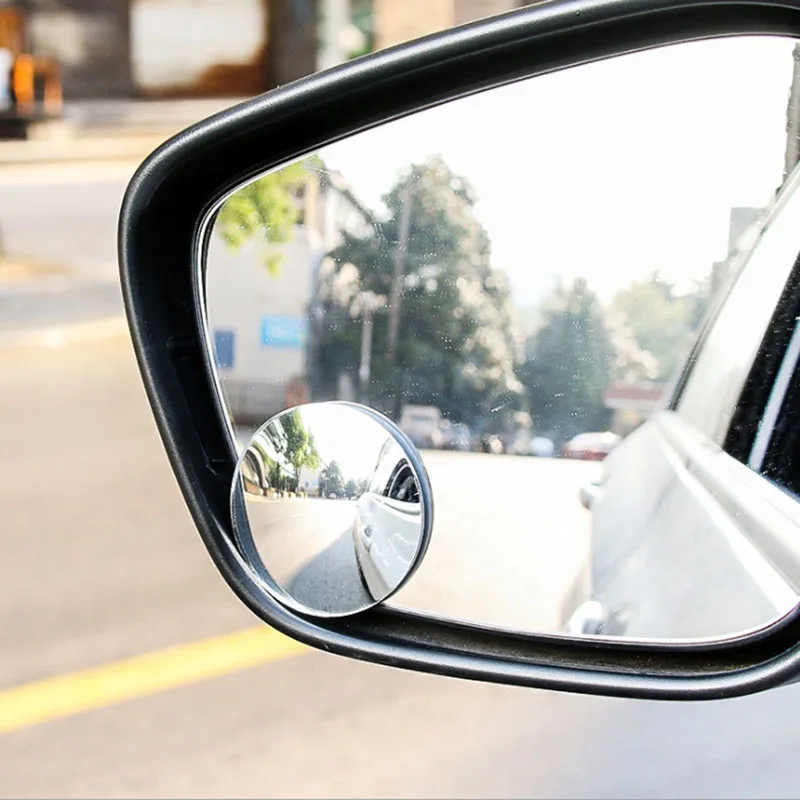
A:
[216, 157, 321, 275]
[311, 155, 522, 427]
[279, 410, 320, 478]
[257, 410, 320, 491]
[319, 460, 345, 498]
[609, 271, 709, 381]
[520, 278, 614, 441]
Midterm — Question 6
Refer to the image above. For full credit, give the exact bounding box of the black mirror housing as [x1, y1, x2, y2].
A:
[119, 0, 800, 700]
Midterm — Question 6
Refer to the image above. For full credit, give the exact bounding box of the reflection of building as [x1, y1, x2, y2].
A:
[604, 381, 667, 437]
[297, 463, 322, 495]
[206, 168, 374, 424]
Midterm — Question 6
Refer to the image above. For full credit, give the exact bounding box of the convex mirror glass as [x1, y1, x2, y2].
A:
[232, 402, 432, 616]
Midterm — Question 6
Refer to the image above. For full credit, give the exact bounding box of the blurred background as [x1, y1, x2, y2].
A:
[3, 1, 800, 798]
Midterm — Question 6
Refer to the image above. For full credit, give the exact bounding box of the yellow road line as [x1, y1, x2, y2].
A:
[0, 627, 306, 736]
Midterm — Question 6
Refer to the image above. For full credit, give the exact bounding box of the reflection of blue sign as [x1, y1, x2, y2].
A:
[260, 315, 307, 348]
[213, 330, 235, 369]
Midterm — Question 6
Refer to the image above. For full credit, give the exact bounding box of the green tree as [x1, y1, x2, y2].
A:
[521, 278, 614, 441]
[279, 410, 320, 486]
[259, 410, 320, 491]
[344, 478, 358, 497]
[319, 460, 345, 498]
[609, 271, 709, 381]
[311, 155, 523, 427]
[216, 157, 320, 275]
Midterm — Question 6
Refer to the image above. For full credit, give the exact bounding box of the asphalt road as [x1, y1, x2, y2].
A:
[0, 154, 142, 338]
[6, 333, 800, 797]
[246, 497, 373, 613]
[0, 160, 136, 277]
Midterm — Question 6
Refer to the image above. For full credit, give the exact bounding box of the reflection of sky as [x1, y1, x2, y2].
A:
[298, 405, 390, 481]
[321, 36, 794, 304]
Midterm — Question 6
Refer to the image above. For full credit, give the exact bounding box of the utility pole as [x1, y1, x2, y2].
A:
[386, 180, 414, 364]
[358, 291, 385, 403]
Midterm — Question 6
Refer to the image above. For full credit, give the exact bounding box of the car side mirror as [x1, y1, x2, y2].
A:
[119, 0, 800, 700]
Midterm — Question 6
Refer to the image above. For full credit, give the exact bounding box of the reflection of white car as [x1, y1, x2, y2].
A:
[352, 438, 423, 599]
[530, 436, 555, 457]
[353, 490, 422, 599]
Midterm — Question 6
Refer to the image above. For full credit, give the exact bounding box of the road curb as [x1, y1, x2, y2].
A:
[0, 315, 130, 349]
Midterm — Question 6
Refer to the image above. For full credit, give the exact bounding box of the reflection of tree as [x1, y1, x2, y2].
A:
[216, 156, 322, 275]
[311, 155, 522, 426]
[520, 278, 614, 442]
[609, 271, 709, 381]
[319, 460, 345, 498]
[281, 410, 321, 480]
[253, 410, 321, 492]
[265, 455, 284, 491]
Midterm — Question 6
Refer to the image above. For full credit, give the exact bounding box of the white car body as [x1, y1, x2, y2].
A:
[353, 492, 422, 598]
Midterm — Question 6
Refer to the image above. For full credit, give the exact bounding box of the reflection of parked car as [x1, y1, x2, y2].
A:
[562, 432, 621, 460]
[530, 436, 556, 457]
[399, 405, 443, 449]
[352, 438, 423, 599]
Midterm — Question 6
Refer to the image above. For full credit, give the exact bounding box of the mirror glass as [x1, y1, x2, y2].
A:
[231, 402, 432, 616]
[207, 35, 800, 640]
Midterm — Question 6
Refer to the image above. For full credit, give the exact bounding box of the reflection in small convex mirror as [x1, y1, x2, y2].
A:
[208, 36, 800, 642]
[232, 403, 432, 618]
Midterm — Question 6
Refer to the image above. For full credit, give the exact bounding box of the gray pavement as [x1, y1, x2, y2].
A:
[0, 158, 138, 337]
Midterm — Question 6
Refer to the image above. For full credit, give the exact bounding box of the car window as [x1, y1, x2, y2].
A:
[756, 314, 800, 494]
[367, 437, 401, 494]
[676, 173, 800, 447]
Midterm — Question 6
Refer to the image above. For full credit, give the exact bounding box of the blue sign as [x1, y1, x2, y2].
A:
[260, 315, 308, 348]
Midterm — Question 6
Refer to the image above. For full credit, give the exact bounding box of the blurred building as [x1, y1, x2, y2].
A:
[372, 0, 521, 50]
[14, 0, 132, 98]
[297, 462, 323, 495]
[206, 169, 374, 425]
[8, 0, 539, 101]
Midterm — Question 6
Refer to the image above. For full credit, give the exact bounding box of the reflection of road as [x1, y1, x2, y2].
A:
[391, 450, 600, 633]
[245, 497, 372, 613]
[240, 445, 598, 632]
[7, 336, 800, 796]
